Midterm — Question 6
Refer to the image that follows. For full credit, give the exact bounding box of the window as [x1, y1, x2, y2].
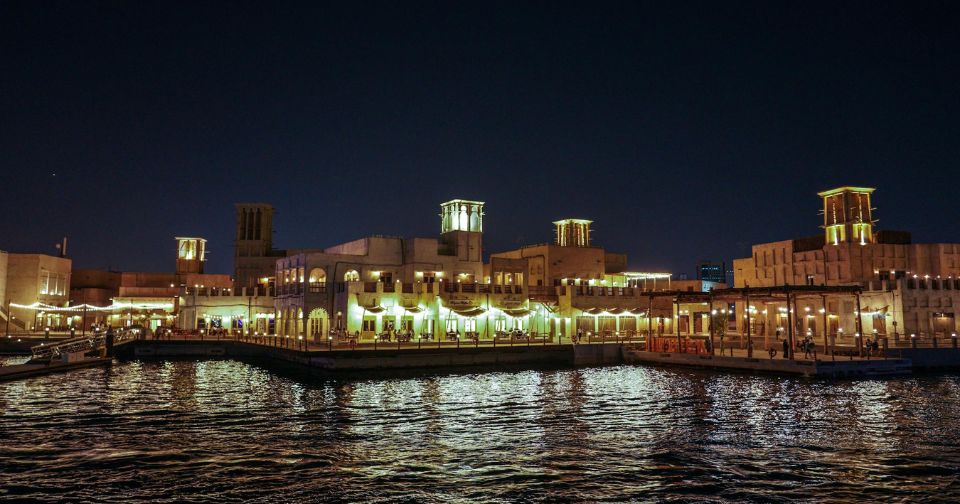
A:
[464, 319, 477, 332]
[344, 270, 360, 282]
[445, 319, 458, 333]
[513, 318, 525, 330]
[308, 268, 326, 285]
[380, 272, 393, 284]
[362, 318, 376, 332]
[39, 272, 67, 296]
[495, 319, 507, 332]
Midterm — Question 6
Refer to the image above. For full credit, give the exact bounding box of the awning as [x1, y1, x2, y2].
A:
[451, 306, 486, 317]
[537, 302, 559, 313]
[363, 305, 387, 314]
[501, 308, 530, 317]
[604, 308, 625, 315]
[628, 308, 647, 316]
[402, 306, 423, 314]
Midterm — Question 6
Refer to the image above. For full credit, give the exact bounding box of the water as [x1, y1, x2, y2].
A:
[2, 358, 960, 503]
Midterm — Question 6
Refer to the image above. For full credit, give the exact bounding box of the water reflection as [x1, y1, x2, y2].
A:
[1, 359, 959, 502]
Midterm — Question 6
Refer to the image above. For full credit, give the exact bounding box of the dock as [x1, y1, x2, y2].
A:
[6, 331, 958, 381]
[0, 357, 112, 381]
[0, 332, 126, 382]
[111, 335, 917, 378]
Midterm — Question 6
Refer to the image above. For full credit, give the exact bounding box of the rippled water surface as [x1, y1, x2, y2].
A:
[2, 358, 960, 503]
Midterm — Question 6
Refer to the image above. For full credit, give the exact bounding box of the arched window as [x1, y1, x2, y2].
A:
[308, 268, 326, 285]
[344, 269, 360, 282]
[459, 205, 468, 230]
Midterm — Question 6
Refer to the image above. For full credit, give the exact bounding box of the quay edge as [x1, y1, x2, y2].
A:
[111, 340, 929, 377]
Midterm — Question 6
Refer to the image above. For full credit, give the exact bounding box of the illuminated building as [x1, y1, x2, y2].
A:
[267, 200, 690, 343]
[1, 251, 72, 330]
[273, 199, 487, 341]
[733, 186, 960, 340]
[489, 217, 626, 287]
[70, 237, 236, 331]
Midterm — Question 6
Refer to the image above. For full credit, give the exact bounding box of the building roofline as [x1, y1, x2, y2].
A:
[440, 199, 485, 206]
[817, 186, 876, 197]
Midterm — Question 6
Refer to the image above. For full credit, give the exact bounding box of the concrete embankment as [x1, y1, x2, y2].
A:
[113, 340, 960, 378]
[622, 347, 912, 377]
[117, 340, 579, 372]
[884, 347, 960, 371]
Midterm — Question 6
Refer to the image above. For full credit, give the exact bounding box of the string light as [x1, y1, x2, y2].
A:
[10, 301, 174, 312]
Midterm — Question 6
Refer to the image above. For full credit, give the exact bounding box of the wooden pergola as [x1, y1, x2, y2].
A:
[640, 285, 864, 360]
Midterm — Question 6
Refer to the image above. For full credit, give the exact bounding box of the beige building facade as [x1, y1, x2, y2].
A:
[3, 252, 72, 330]
[264, 200, 693, 344]
[733, 186, 960, 342]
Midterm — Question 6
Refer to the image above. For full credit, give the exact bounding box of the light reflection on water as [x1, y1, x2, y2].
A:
[1, 358, 959, 502]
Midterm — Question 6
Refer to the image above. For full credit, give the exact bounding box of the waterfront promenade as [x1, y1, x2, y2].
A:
[107, 331, 923, 377]
[3, 329, 955, 379]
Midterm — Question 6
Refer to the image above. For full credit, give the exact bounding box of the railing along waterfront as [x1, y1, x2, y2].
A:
[121, 327, 657, 352]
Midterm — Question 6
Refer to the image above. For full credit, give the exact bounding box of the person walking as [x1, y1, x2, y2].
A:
[782, 338, 789, 359]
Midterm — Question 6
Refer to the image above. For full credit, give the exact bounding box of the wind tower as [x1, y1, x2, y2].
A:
[176, 237, 207, 274]
[234, 203, 275, 287]
[439, 199, 484, 262]
[817, 186, 876, 246]
[553, 218, 593, 247]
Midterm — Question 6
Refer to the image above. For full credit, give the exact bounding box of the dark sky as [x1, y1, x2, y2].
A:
[2, 1, 959, 277]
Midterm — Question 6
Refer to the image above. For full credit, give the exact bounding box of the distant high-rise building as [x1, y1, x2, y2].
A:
[696, 261, 726, 283]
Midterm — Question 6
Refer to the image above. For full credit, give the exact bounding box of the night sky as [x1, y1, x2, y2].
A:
[2, 1, 958, 277]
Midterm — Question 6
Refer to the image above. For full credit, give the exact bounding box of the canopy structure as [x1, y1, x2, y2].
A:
[451, 306, 487, 317]
[401, 305, 424, 314]
[362, 305, 387, 314]
[500, 308, 530, 318]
